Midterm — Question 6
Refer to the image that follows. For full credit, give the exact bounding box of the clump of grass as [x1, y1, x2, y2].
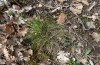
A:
[24, 18, 67, 64]
[28, 18, 60, 51]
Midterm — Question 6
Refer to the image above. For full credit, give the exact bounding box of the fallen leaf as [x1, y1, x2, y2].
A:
[81, 0, 89, 5]
[87, 13, 99, 21]
[0, 24, 6, 31]
[72, 0, 89, 5]
[79, 58, 87, 64]
[0, 37, 7, 44]
[76, 48, 81, 54]
[5, 23, 14, 35]
[91, 32, 100, 42]
[58, 0, 65, 3]
[17, 27, 28, 37]
[72, 0, 80, 2]
[70, 3, 83, 14]
[0, 13, 5, 23]
[57, 51, 70, 64]
[27, 49, 33, 56]
[3, 47, 10, 60]
[24, 6, 32, 12]
[38, 4, 43, 7]
[57, 13, 66, 25]
[0, 44, 2, 48]
[86, 22, 95, 29]
[12, 5, 20, 11]
[0, 59, 6, 64]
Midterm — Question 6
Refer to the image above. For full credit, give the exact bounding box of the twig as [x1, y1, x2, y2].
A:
[87, 1, 97, 11]
[13, 0, 21, 7]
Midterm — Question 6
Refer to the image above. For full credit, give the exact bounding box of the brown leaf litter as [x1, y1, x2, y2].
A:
[57, 13, 66, 25]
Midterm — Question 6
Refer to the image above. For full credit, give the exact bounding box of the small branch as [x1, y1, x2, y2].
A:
[87, 1, 97, 11]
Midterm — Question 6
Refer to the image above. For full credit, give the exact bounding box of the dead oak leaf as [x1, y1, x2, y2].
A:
[5, 23, 14, 35]
[81, 0, 89, 5]
[3, 47, 10, 61]
[0, 37, 7, 44]
[70, 3, 83, 14]
[57, 13, 66, 25]
[27, 49, 33, 56]
[17, 27, 28, 37]
[58, 0, 65, 3]
[79, 58, 87, 64]
[72, 0, 89, 5]
[91, 32, 100, 43]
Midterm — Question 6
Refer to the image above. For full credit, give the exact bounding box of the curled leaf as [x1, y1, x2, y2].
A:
[17, 27, 28, 37]
[70, 3, 83, 14]
[57, 13, 66, 25]
[81, 0, 89, 5]
[91, 32, 100, 42]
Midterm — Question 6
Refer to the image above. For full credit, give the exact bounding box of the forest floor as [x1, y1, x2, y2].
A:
[0, 0, 100, 65]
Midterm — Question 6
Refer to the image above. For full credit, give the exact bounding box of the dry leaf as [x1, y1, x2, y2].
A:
[76, 48, 81, 54]
[12, 5, 20, 11]
[79, 58, 87, 64]
[88, 13, 99, 21]
[57, 13, 66, 25]
[24, 6, 32, 12]
[5, 23, 14, 35]
[81, 0, 89, 5]
[57, 51, 70, 64]
[58, 0, 65, 3]
[38, 4, 43, 7]
[0, 59, 6, 64]
[76, 54, 88, 65]
[91, 32, 100, 42]
[0, 38, 7, 44]
[27, 49, 33, 56]
[0, 44, 2, 48]
[86, 22, 95, 29]
[3, 47, 10, 60]
[0, 13, 5, 22]
[72, 0, 89, 5]
[70, 3, 83, 14]
[0, 24, 6, 31]
[17, 27, 28, 37]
